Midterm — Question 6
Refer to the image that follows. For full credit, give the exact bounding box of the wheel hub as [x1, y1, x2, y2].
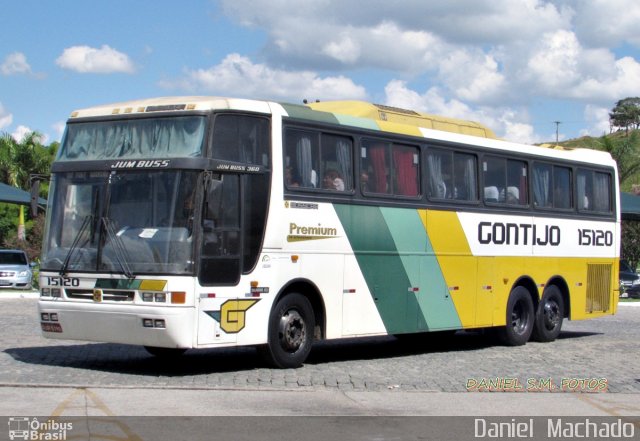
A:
[543, 301, 560, 330]
[278, 310, 306, 352]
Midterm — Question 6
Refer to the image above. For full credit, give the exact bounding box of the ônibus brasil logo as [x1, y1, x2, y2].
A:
[8, 417, 72, 440]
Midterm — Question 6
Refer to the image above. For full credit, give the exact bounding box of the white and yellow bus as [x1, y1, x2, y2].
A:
[37, 97, 619, 368]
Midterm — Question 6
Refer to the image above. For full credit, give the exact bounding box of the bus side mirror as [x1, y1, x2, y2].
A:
[30, 178, 41, 218]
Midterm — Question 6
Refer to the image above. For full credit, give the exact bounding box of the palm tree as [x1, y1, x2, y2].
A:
[0, 131, 51, 240]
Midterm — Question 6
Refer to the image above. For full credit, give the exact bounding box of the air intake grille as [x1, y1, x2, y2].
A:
[586, 263, 611, 313]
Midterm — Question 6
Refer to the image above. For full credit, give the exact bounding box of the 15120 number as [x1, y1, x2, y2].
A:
[577, 229, 613, 247]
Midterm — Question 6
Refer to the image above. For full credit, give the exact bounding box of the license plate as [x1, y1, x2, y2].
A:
[41, 322, 63, 333]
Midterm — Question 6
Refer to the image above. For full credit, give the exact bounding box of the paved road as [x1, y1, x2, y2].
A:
[1, 296, 639, 440]
[1, 297, 639, 394]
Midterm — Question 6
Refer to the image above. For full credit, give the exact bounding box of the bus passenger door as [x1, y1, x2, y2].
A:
[476, 257, 495, 326]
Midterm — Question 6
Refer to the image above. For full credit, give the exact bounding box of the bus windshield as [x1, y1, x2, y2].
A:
[58, 116, 206, 161]
[41, 170, 199, 275]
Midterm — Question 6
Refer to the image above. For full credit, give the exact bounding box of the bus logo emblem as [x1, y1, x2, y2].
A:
[93, 289, 103, 303]
[205, 299, 260, 333]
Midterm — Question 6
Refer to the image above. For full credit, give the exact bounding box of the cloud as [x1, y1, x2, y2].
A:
[0, 102, 13, 129]
[56, 45, 135, 74]
[159, 53, 367, 102]
[580, 105, 611, 137]
[572, 0, 640, 47]
[522, 30, 640, 103]
[1, 52, 32, 76]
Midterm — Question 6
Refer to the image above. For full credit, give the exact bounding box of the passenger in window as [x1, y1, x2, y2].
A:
[285, 167, 300, 187]
[322, 169, 345, 191]
[360, 171, 370, 193]
[506, 187, 519, 205]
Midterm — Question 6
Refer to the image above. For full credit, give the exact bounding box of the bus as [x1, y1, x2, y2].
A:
[36, 97, 619, 368]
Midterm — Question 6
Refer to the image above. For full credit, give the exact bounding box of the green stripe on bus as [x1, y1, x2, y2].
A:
[335, 204, 462, 333]
[380, 208, 462, 331]
[280, 103, 341, 125]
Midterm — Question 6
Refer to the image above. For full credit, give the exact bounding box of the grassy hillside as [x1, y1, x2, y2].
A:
[539, 129, 640, 192]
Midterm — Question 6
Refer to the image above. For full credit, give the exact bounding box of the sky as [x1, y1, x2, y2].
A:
[2, 0, 640, 146]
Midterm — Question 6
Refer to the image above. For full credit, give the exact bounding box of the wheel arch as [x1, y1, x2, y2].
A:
[511, 276, 539, 310]
[275, 278, 326, 340]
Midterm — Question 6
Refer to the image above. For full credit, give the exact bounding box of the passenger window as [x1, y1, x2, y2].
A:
[483, 156, 527, 206]
[285, 129, 319, 188]
[427, 149, 477, 201]
[361, 140, 391, 194]
[577, 169, 611, 212]
[320, 134, 353, 192]
[284, 129, 353, 192]
[361, 139, 419, 197]
[533, 164, 572, 210]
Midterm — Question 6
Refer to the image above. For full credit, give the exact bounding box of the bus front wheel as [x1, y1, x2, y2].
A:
[532, 286, 564, 342]
[261, 293, 315, 369]
[498, 286, 534, 346]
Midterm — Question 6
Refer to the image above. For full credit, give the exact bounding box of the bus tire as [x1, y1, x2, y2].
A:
[144, 346, 187, 357]
[261, 293, 314, 369]
[531, 286, 564, 342]
[498, 286, 534, 346]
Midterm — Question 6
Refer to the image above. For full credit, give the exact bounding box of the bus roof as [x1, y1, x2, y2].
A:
[66, 96, 615, 167]
[308, 100, 497, 139]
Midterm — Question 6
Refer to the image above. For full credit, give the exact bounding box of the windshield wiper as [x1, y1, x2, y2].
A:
[60, 215, 93, 276]
[101, 217, 134, 279]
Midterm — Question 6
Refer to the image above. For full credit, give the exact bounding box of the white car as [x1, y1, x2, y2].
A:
[0, 250, 34, 290]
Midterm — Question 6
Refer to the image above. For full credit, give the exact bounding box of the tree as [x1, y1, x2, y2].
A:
[0, 131, 52, 240]
[598, 131, 640, 186]
[622, 220, 640, 270]
[610, 97, 640, 132]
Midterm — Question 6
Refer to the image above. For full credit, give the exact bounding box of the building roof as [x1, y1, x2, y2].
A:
[622, 192, 640, 221]
[0, 182, 46, 207]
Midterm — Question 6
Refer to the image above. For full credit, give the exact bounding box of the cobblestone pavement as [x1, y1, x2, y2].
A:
[1, 297, 639, 393]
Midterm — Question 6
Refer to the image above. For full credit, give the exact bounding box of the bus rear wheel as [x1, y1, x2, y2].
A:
[498, 286, 534, 346]
[532, 286, 564, 342]
[261, 293, 315, 369]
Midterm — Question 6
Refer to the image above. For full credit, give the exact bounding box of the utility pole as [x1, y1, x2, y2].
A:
[554, 121, 561, 144]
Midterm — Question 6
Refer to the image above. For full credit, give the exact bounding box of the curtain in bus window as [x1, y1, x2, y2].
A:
[553, 167, 571, 209]
[368, 145, 389, 193]
[62, 117, 205, 160]
[336, 139, 353, 190]
[577, 171, 588, 210]
[455, 154, 477, 200]
[593, 172, 610, 212]
[393, 146, 418, 196]
[296, 136, 314, 187]
[427, 152, 445, 198]
[533, 165, 551, 208]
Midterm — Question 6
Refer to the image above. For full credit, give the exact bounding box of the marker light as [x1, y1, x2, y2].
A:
[171, 292, 186, 304]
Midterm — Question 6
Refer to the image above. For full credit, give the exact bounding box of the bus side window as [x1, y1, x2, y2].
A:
[578, 168, 611, 212]
[361, 140, 391, 194]
[453, 152, 477, 201]
[553, 166, 572, 209]
[427, 149, 452, 199]
[285, 130, 318, 188]
[320, 134, 353, 191]
[393, 144, 419, 196]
